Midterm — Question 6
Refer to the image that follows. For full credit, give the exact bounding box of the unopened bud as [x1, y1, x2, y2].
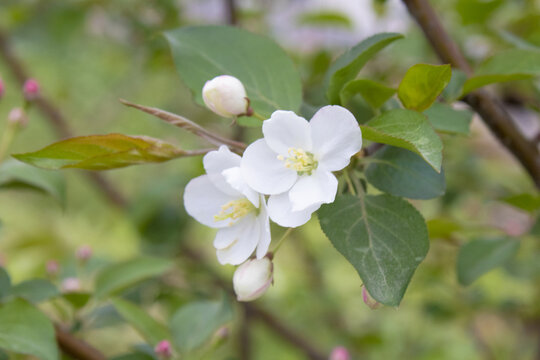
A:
[76, 245, 92, 262]
[0, 78, 5, 100]
[154, 340, 172, 359]
[202, 75, 250, 118]
[233, 257, 273, 302]
[8, 107, 28, 128]
[61, 277, 81, 292]
[46, 260, 60, 276]
[362, 286, 381, 310]
[212, 326, 230, 347]
[23, 78, 40, 100]
[329, 346, 350, 360]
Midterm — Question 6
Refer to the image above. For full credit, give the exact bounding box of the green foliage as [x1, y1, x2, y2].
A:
[95, 257, 174, 299]
[170, 297, 233, 354]
[424, 102, 472, 135]
[0, 269, 10, 301]
[325, 33, 403, 104]
[0, 299, 58, 360]
[501, 193, 540, 212]
[361, 109, 443, 171]
[9, 279, 59, 303]
[298, 11, 353, 29]
[165, 25, 302, 123]
[365, 146, 446, 199]
[457, 237, 520, 286]
[62, 292, 91, 310]
[442, 69, 467, 102]
[340, 79, 396, 109]
[398, 64, 452, 112]
[14, 134, 185, 171]
[319, 195, 429, 306]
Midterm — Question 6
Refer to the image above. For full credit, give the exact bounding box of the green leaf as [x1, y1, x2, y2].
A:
[398, 64, 452, 112]
[10, 279, 59, 303]
[298, 11, 353, 29]
[165, 25, 302, 120]
[13, 134, 185, 171]
[95, 257, 174, 299]
[0, 299, 59, 360]
[365, 146, 446, 199]
[462, 49, 540, 95]
[325, 33, 403, 104]
[170, 297, 233, 353]
[0, 160, 66, 204]
[424, 102, 473, 135]
[500, 193, 540, 213]
[340, 79, 396, 109]
[457, 237, 520, 286]
[62, 292, 91, 310]
[0, 268, 10, 300]
[112, 298, 169, 346]
[318, 194, 429, 306]
[427, 218, 462, 239]
[442, 69, 467, 102]
[361, 109, 443, 171]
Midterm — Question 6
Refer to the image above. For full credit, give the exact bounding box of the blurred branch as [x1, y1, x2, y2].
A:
[119, 99, 247, 152]
[401, 0, 540, 189]
[225, 0, 238, 25]
[238, 305, 252, 360]
[55, 324, 106, 360]
[0, 28, 127, 207]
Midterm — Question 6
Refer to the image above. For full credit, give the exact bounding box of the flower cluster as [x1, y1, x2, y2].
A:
[184, 75, 362, 301]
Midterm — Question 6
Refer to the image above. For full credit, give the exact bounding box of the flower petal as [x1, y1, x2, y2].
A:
[263, 110, 312, 156]
[203, 145, 242, 196]
[310, 105, 362, 171]
[288, 170, 338, 211]
[222, 167, 259, 208]
[255, 198, 271, 259]
[241, 139, 297, 195]
[267, 193, 321, 228]
[183, 175, 238, 228]
[216, 217, 260, 265]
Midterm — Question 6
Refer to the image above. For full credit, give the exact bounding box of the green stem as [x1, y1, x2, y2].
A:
[252, 111, 266, 121]
[0, 121, 18, 163]
[272, 228, 293, 254]
[343, 170, 356, 196]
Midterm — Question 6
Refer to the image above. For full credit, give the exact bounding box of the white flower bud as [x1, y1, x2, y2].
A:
[233, 257, 273, 302]
[202, 75, 250, 118]
[362, 286, 381, 310]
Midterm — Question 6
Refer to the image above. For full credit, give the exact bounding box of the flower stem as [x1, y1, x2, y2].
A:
[252, 111, 266, 121]
[272, 228, 293, 254]
[343, 170, 356, 196]
[0, 120, 18, 163]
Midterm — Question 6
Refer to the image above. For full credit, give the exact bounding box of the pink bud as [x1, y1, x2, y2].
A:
[61, 277, 80, 292]
[46, 260, 60, 276]
[23, 78, 40, 100]
[0, 78, 5, 99]
[362, 286, 381, 310]
[7, 107, 28, 127]
[329, 346, 350, 360]
[154, 340, 172, 359]
[76, 245, 92, 262]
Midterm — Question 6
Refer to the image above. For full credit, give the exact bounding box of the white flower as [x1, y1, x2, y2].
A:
[202, 75, 249, 118]
[233, 257, 273, 302]
[184, 146, 271, 265]
[241, 105, 362, 227]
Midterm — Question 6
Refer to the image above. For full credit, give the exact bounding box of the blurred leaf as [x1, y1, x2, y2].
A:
[0, 299, 58, 360]
[0, 160, 66, 204]
[456, 0, 503, 25]
[500, 193, 540, 212]
[170, 297, 233, 353]
[532, 217, 540, 236]
[497, 30, 540, 51]
[62, 292, 91, 310]
[95, 257, 174, 299]
[457, 237, 520, 286]
[462, 49, 540, 95]
[110, 354, 155, 360]
[442, 69, 467, 102]
[13, 134, 185, 171]
[361, 109, 443, 171]
[0, 268, 10, 300]
[298, 11, 353, 29]
[165, 25, 302, 121]
[319, 194, 429, 306]
[424, 102, 472, 135]
[10, 279, 59, 303]
[365, 146, 446, 199]
[340, 79, 396, 109]
[427, 218, 462, 239]
[112, 298, 169, 346]
[325, 33, 403, 104]
[398, 64, 452, 112]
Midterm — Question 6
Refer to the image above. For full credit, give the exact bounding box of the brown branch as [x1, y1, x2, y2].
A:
[55, 325, 106, 360]
[401, 0, 540, 188]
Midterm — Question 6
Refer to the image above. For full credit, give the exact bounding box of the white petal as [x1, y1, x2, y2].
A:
[222, 167, 259, 208]
[255, 198, 271, 259]
[267, 193, 321, 228]
[241, 139, 297, 195]
[183, 175, 238, 228]
[288, 170, 338, 211]
[263, 110, 312, 156]
[310, 105, 362, 171]
[216, 218, 260, 265]
[203, 146, 242, 196]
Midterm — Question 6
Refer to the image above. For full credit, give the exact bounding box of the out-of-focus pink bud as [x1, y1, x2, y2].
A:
[76, 245, 92, 262]
[8, 107, 28, 128]
[154, 340, 172, 359]
[329, 346, 350, 360]
[61, 277, 81, 292]
[46, 260, 60, 276]
[233, 257, 273, 302]
[23, 78, 40, 100]
[0, 78, 5, 100]
[362, 286, 381, 310]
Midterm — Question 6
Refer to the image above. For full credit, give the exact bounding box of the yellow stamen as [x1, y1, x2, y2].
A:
[278, 147, 318, 175]
[214, 198, 255, 225]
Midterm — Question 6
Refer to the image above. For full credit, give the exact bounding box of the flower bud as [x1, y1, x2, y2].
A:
[329, 346, 350, 360]
[202, 75, 250, 118]
[8, 107, 28, 128]
[0, 78, 5, 100]
[233, 257, 273, 302]
[154, 340, 172, 359]
[23, 78, 40, 100]
[362, 286, 381, 310]
[61, 277, 81, 292]
[46, 260, 60, 277]
[76, 245, 92, 262]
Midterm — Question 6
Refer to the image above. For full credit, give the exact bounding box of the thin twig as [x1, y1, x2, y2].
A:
[55, 325, 106, 360]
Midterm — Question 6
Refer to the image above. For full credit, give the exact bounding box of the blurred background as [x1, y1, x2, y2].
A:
[0, 0, 539, 359]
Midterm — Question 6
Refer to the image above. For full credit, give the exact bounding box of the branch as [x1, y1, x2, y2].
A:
[401, 0, 540, 188]
[55, 325, 106, 360]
